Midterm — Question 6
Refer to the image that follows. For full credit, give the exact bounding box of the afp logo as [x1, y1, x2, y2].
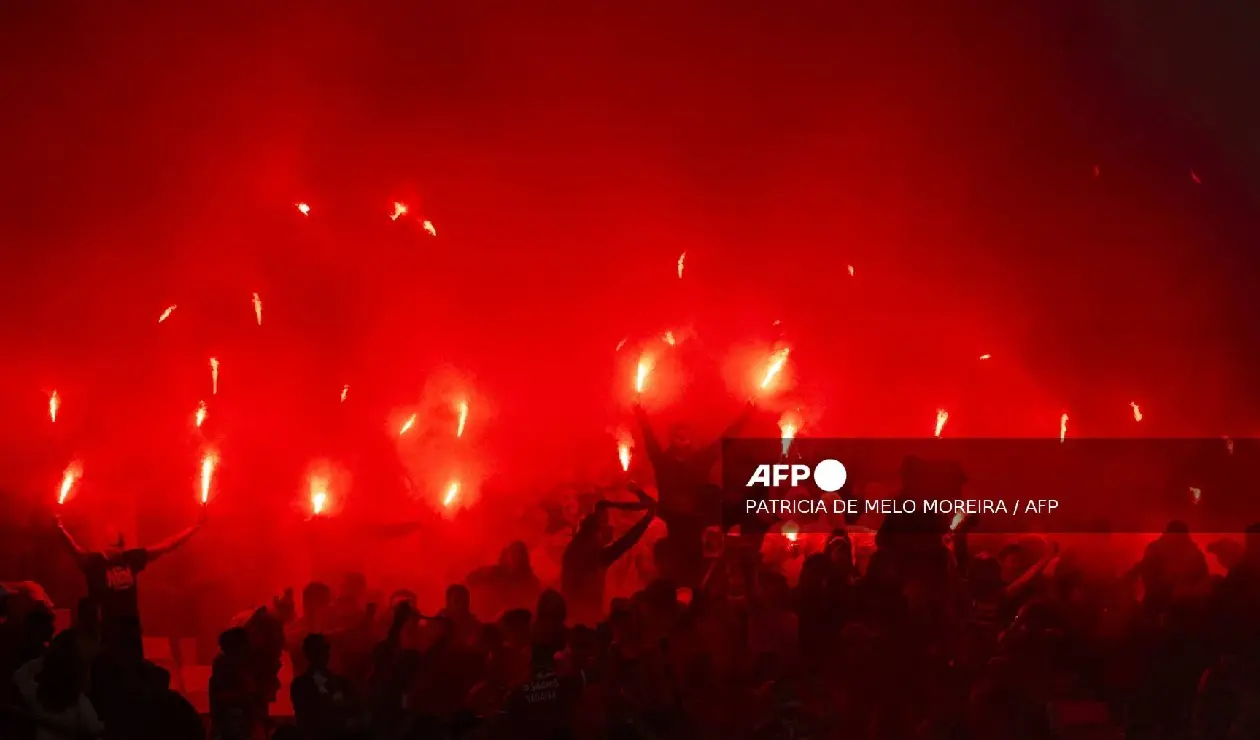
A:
[746, 459, 847, 492]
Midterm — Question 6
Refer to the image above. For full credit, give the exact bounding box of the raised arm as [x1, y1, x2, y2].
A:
[53, 515, 87, 560]
[698, 400, 757, 467]
[600, 507, 656, 567]
[1003, 542, 1059, 599]
[632, 402, 666, 465]
[145, 510, 206, 562]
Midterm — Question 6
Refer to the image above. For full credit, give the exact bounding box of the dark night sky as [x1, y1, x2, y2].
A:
[2, 1, 1259, 501]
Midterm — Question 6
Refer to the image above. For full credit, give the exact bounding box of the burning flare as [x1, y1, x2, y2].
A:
[950, 510, 966, 531]
[778, 412, 800, 458]
[635, 354, 654, 395]
[1190, 486, 1202, 504]
[49, 391, 59, 423]
[57, 462, 82, 505]
[252, 293, 262, 325]
[158, 305, 177, 323]
[422, 220, 437, 237]
[297, 202, 310, 216]
[341, 385, 349, 403]
[456, 400, 469, 438]
[979, 353, 992, 360]
[663, 331, 676, 346]
[390, 202, 408, 221]
[759, 347, 790, 391]
[399, 413, 416, 436]
[934, 409, 949, 438]
[310, 474, 328, 516]
[210, 358, 220, 395]
[443, 481, 460, 508]
[1060, 412, 1069, 443]
[677, 252, 686, 279]
[847, 264, 855, 277]
[195, 400, 207, 428]
[782, 521, 799, 542]
[616, 430, 634, 472]
[1130, 402, 1142, 422]
[200, 452, 218, 504]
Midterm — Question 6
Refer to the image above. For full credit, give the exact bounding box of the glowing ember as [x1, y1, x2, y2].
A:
[297, 202, 310, 216]
[49, 391, 59, 423]
[443, 481, 460, 508]
[252, 292, 262, 325]
[635, 354, 654, 395]
[1060, 412, 1069, 443]
[200, 452, 217, 504]
[678, 251, 686, 279]
[782, 521, 799, 542]
[759, 347, 790, 391]
[934, 408, 949, 438]
[422, 220, 437, 237]
[456, 400, 469, 438]
[158, 305, 177, 323]
[1190, 486, 1202, 504]
[1130, 402, 1142, 422]
[778, 412, 800, 458]
[57, 462, 82, 505]
[399, 413, 417, 436]
[195, 400, 207, 428]
[978, 353, 992, 360]
[847, 264, 855, 277]
[950, 510, 966, 531]
[341, 385, 349, 403]
[663, 331, 676, 346]
[209, 358, 219, 395]
[390, 201, 408, 221]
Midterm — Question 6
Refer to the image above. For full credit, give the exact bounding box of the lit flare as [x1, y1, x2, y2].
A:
[399, 413, 416, 436]
[390, 202, 408, 221]
[934, 409, 948, 438]
[443, 481, 460, 508]
[58, 462, 82, 505]
[778, 412, 800, 458]
[210, 358, 219, 395]
[759, 347, 790, 391]
[195, 400, 207, 428]
[49, 391, 59, 423]
[158, 305, 177, 323]
[1130, 402, 1142, 422]
[252, 292, 262, 325]
[297, 202, 310, 216]
[1060, 412, 1069, 443]
[616, 430, 633, 472]
[310, 474, 329, 516]
[341, 385, 349, 403]
[456, 400, 469, 438]
[422, 220, 437, 237]
[200, 452, 218, 504]
[677, 252, 686, 279]
[635, 354, 654, 395]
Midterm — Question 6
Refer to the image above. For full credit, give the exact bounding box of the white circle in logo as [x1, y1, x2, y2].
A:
[812, 459, 848, 493]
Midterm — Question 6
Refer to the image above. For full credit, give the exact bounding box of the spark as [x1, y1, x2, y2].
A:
[1130, 402, 1142, 422]
[57, 462, 82, 505]
[399, 413, 416, 436]
[615, 338, 627, 352]
[635, 354, 654, 395]
[978, 353, 992, 360]
[678, 252, 686, 279]
[934, 408, 949, 438]
[341, 385, 349, 403]
[390, 202, 408, 221]
[1190, 486, 1202, 504]
[1060, 412, 1069, 443]
[422, 220, 437, 237]
[778, 412, 800, 458]
[252, 293, 262, 325]
[297, 202, 310, 216]
[210, 358, 219, 395]
[663, 331, 676, 346]
[443, 481, 460, 508]
[847, 264, 855, 277]
[49, 391, 59, 423]
[200, 451, 218, 505]
[456, 400, 469, 438]
[158, 305, 177, 323]
[759, 347, 791, 391]
[195, 400, 207, 428]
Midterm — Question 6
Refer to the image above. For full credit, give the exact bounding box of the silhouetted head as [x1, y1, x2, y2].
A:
[218, 627, 250, 659]
[667, 424, 693, 457]
[301, 582, 333, 615]
[445, 584, 471, 616]
[102, 523, 127, 555]
[578, 508, 613, 546]
[1165, 520, 1191, 536]
[302, 633, 330, 670]
[500, 541, 532, 574]
[536, 589, 567, 626]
